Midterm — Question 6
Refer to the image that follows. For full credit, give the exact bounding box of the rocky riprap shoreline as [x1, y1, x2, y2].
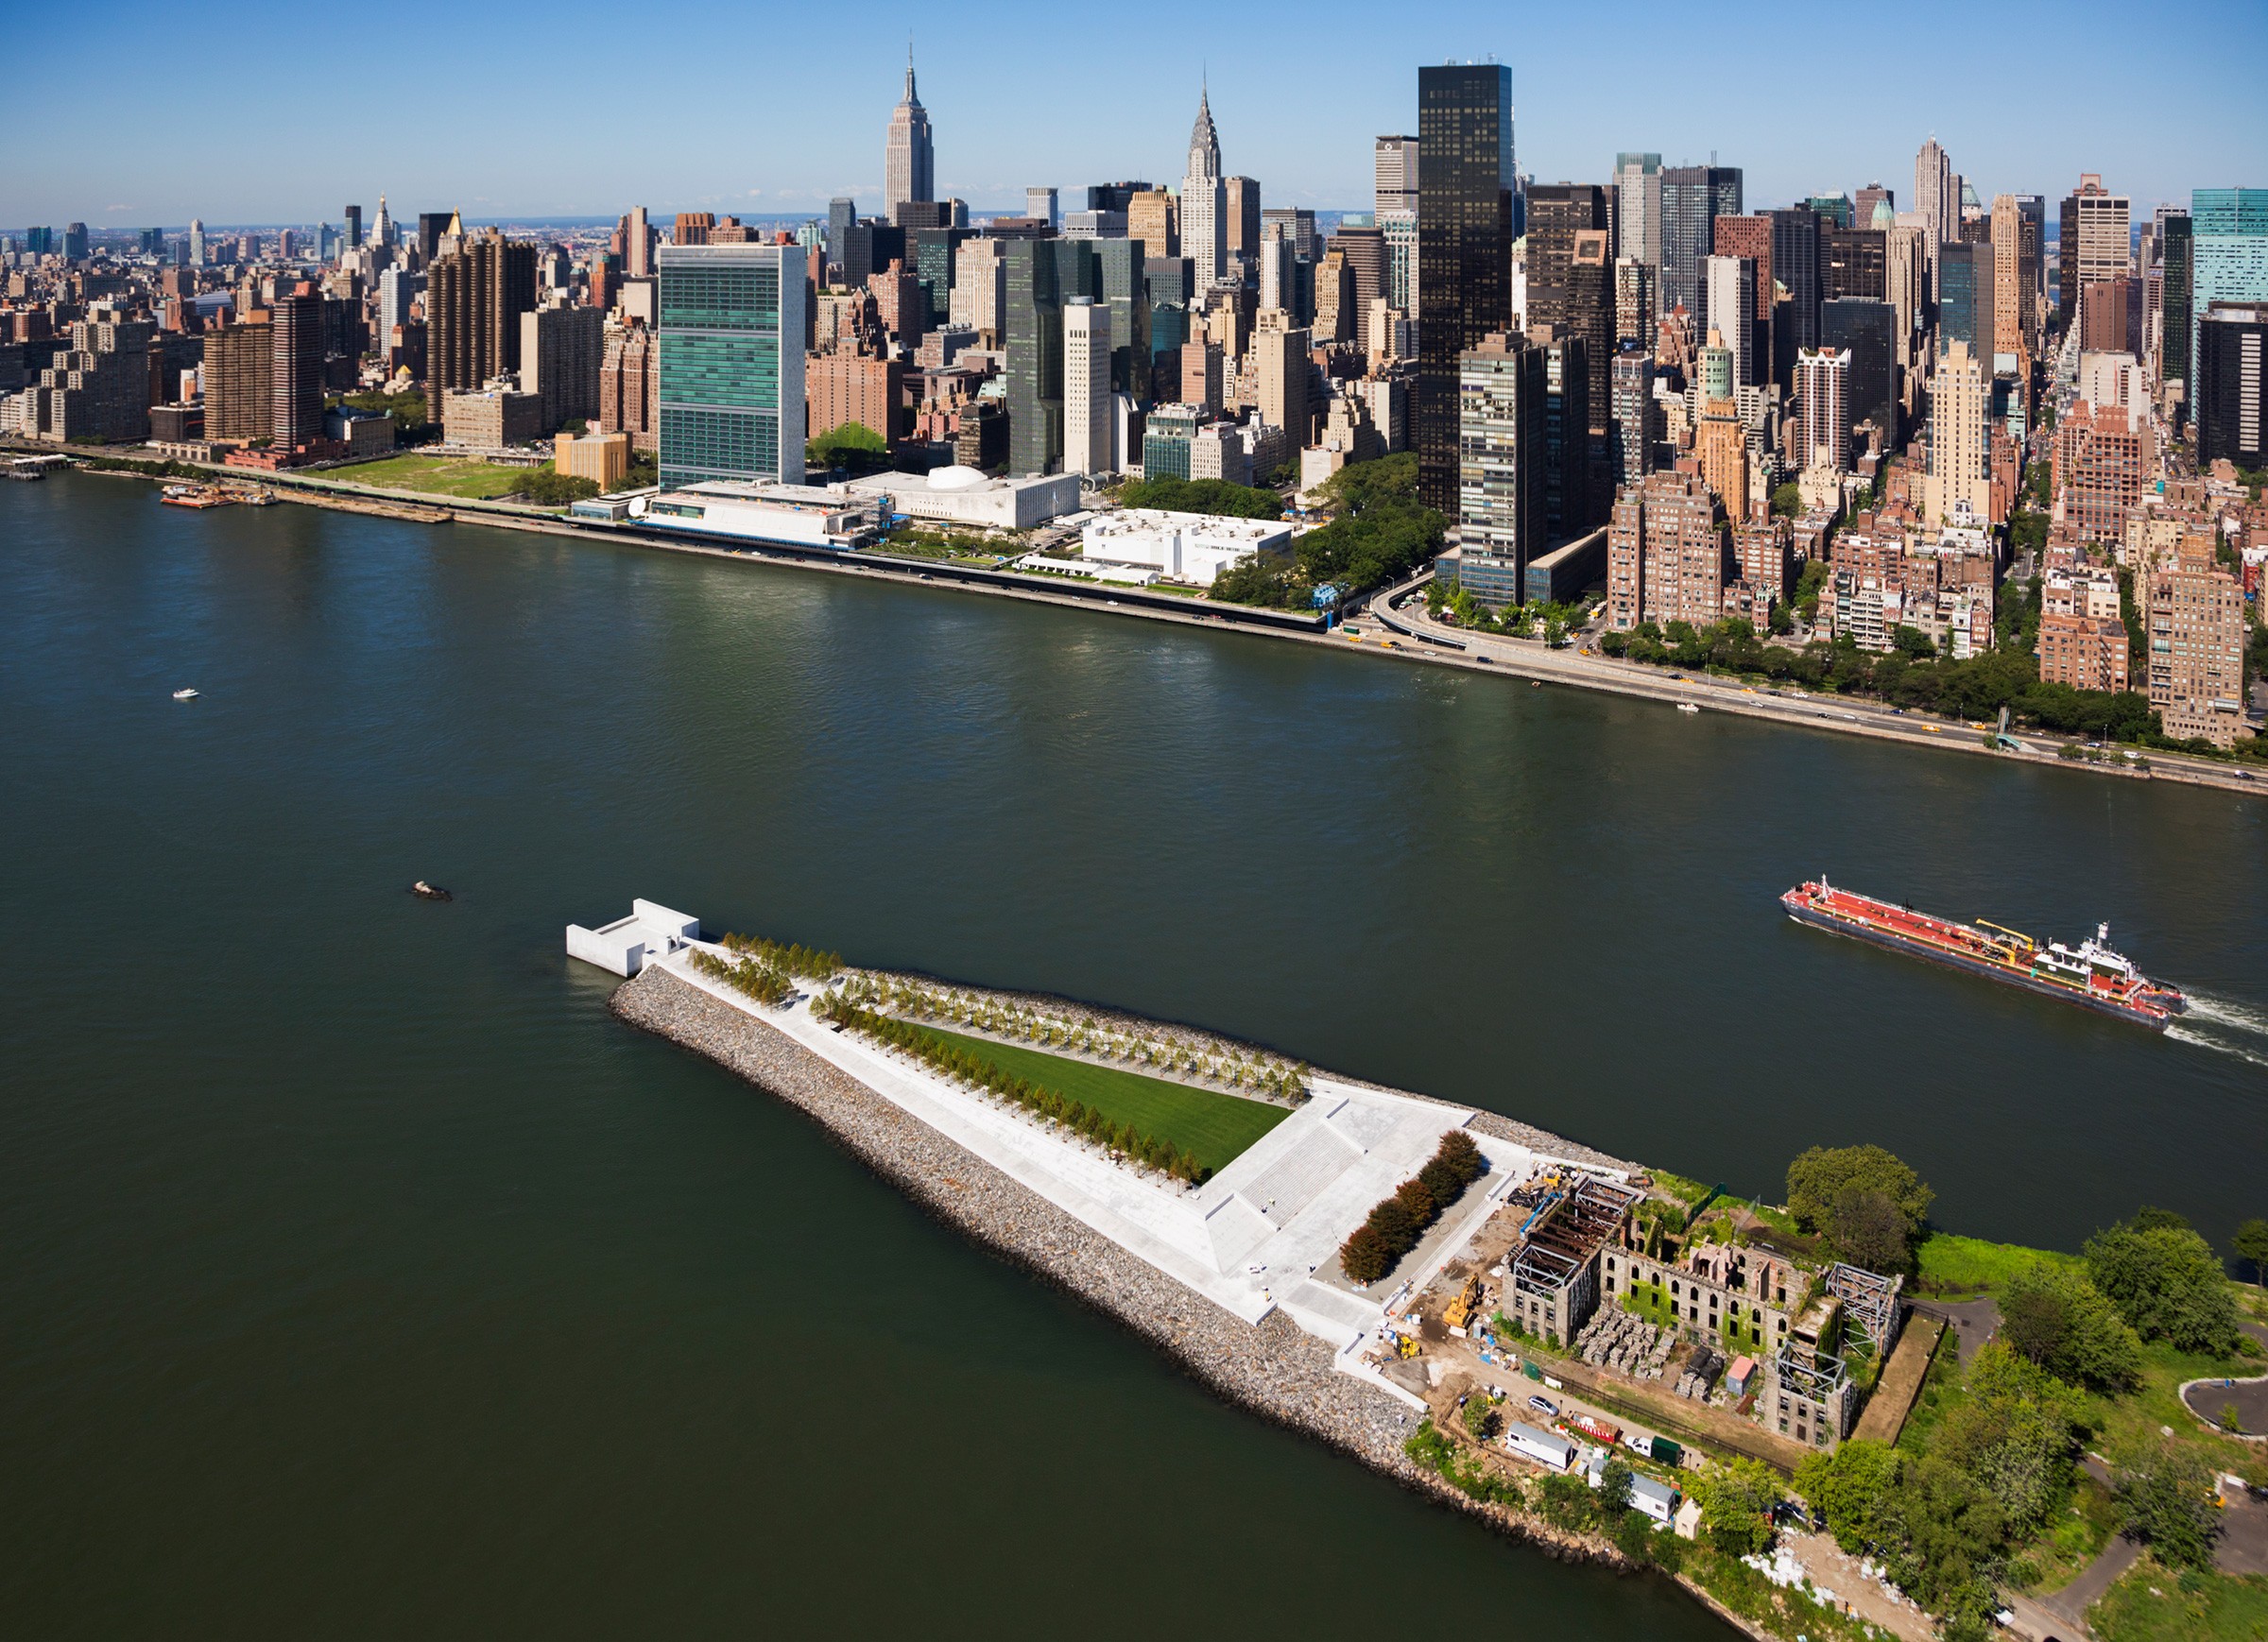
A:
[610, 964, 1776, 1632]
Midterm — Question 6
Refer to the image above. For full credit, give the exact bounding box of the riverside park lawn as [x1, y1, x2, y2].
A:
[327, 454, 533, 499]
[913, 1025, 1292, 1176]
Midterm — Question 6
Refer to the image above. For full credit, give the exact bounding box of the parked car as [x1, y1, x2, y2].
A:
[1528, 1394, 1558, 1417]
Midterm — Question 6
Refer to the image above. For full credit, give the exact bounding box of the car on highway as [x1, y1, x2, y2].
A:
[1528, 1394, 1558, 1417]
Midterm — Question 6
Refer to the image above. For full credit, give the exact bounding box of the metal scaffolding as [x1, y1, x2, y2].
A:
[1824, 1262, 1902, 1353]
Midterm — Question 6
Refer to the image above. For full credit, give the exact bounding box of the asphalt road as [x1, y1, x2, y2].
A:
[1360, 578, 2265, 799]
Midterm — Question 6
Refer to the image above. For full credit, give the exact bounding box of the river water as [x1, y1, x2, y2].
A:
[4, 474, 2262, 1634]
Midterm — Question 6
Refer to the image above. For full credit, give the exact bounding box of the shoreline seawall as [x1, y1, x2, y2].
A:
[23, 448, 2259, 801]
[608, 964, 1782, 1640]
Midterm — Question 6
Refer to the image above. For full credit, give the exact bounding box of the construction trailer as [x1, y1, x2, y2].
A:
[1503, 1421, 1575, 1470]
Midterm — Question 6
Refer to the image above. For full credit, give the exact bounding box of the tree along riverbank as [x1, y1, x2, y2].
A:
[30, 448, 2264, 798]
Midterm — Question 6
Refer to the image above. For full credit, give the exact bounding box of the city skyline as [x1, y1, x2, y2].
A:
[10, 0, 2265, 227]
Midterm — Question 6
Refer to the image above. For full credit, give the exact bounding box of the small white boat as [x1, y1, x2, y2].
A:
[172, 688, 200, 701]
[1676, 701, 1700, 713]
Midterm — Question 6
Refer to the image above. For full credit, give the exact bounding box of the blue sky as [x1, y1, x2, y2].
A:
[7, 0, 2264, 229]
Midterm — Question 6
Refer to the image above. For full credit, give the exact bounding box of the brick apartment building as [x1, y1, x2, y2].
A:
[1607, 470, 1726, 630]
[2147, 554, 2250, 744]
[2053, 402, 2157, 545]
[807, 351, 902, 444]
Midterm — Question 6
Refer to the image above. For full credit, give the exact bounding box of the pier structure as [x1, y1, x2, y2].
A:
[568, 901, 1555, 1391]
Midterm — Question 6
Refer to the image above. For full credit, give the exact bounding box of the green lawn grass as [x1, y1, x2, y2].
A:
[2089, 1563, 2268, 1642]
[2094, 1337, 2268, 1489]
[2014, 1474, 2119, 1594]
[916, 1024, 1290, 1175]
[328, 454, 534, 499]
[1915, 1232, 2084, 1295]
[1650, 1168, 1715, 1206]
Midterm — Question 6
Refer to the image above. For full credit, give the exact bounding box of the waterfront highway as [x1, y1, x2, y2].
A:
[1359, 575, 2265, 799]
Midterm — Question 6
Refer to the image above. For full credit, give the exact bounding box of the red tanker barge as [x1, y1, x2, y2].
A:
[1782, 879, 2186, 1029]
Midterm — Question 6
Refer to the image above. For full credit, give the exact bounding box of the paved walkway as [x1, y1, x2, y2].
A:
[657, 953, 1526, 1364]
[1513, 1345, 1814, 1475]
[1910, 1297, 2001, 1371]
[2219, 1487, 2268, 1577]
[1852, 1316, 1946, 1444]
[2033, 1533, 2138, 1638]
[2181, 1372, 2268, 1438]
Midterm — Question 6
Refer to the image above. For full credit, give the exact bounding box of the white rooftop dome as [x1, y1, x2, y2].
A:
[926, 464, 991, 491]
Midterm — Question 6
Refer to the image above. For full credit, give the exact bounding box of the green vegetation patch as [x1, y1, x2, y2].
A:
[1211, 453, 1441, 608]
[328, 454, 535, 499]
[1650, 1168, 1715, 1206]
[2090, 1564, 2268, 1642]
[913, 1024, 1290, 1176]
[1917, 1233, 2085, 1295]
[1119, 474, 1283, 519]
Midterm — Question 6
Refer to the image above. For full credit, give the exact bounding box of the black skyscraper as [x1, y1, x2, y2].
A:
[1765, 207, 1820, 384]
[2161, 212, 2192, 397]
[1526, 183, 1613, 504]
[1822, 298, 1897, 453]
[2194, 304, 2267, 469]
[1417, 62, 1514, 512]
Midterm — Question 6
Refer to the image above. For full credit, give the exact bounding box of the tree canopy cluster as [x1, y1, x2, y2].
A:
[1337, 1129, 1485, 1284]
[2084, 1208, 2242, 1355]
[1687, 1455, 1782, 1558]
[805, 421, 890, 475]
[335, 388, 429, 436]
[1118, 475, 1282, 519]
[822, 1000, 1212, 1184]
[717, 932, 842, 980]
[518, 466, 600, 507]
[1794, 1199, 2257, 1634]
[1785, 1145, 1934, 1274]
[1211, 453, 1442, 609]
[1598, 620, 2160, 743]
[1428, 577, 1582, 646]
[1998, 1260, 2143, 1393]
[691, 947, 793, 1005]
[1796, 1342, 2105, 1637]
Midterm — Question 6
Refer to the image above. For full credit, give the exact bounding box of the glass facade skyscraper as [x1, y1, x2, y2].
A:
[909, 227, 964, 327]
[1659, 164, 1742, 327]
[1005, 237, 1099, 476]
[1417, 62, 1514, 512]
[1093, 236, 1152, 403]
[2189, 188, 2268, 401]
[2160, 211, 2192, 395]
[1934, 241, 1994, 363]
[657, 244, 806, 491]
[1821, 298, 1897, 453]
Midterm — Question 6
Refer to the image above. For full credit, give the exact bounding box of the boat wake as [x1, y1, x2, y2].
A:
[2181, 990, 2268, 1039]
[2166, 1024, 2268, 1071]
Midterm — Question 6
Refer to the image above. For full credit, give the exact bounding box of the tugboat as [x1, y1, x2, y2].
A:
[1782, 878, 2186, 1029]
[410, 881, 454, 901]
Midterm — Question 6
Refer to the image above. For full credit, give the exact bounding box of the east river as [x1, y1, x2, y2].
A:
[3, 473, 2262, 1634]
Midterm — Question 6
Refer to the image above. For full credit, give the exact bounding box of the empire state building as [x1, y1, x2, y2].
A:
[885, 51, 935, 216]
